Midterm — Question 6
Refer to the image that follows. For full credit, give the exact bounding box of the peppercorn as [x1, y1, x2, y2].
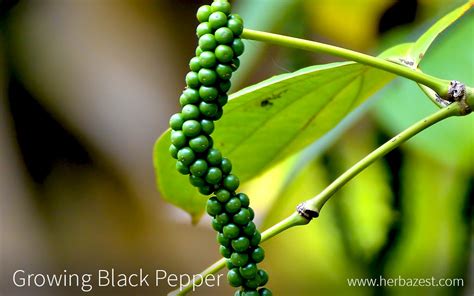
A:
[167, 2, 271, 294]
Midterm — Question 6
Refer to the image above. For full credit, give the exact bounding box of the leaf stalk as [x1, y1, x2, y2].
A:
[241, 28, 451, 98]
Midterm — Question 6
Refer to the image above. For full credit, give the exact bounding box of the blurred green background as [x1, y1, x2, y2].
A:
[0, 0, 472, 295]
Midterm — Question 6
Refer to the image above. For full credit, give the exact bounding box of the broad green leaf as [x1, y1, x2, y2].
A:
[212, 63, 393, 180]
[409, 0, 473, 67]
[375, 3, 474, 170]
[153, 134, 208, 224]
[381, 1, 473, 69]
[154, 62, 393, 221]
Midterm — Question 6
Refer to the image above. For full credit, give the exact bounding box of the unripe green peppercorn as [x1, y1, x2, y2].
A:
[240, 263, 257, 280]
[219, 80, 232, 92]
[215, 27, 234, 44]
[217, 232, 231, 246]
[251, 247, 265, 263]
[216, 188, 231, 203]
[237, 193, 250, 207]
[199, 51, 217, 68]
[211, 1, 232, 15]
[224, 174, 240, 191]
[199, 86, 219, 102]
[216, 212, 231, 225]
[207, 197, 222, 216]
[226, 197, 242, 214]
[227, 268, 243, 287]
[196, 5, 212, 22]
[199, 185, 213, 195]
[231, 236, 250, 252]
[181, 88, 200, 105]
[258, 288, 272, 296]
[226, 260, 235, 270]
[243, 291, 259, 296]
[196, 22, 212, 38]
[181, 104, 200, 120]
[221, 158, 232, 174]
[199, 101, 219, 118]
[219, 245, 232, 258]
[233, 208, 251, 225]
[189, 174, 206, 187]
[232, 38, 245, 56]
[185, 71, 200, 88]
[248, 207, 255, 220]
[215, 44, 234, 63]
[182, 120, 202, 137]
[250, 231, 261, 246]
[177, 147, 195, 166]
[198, 68, 217, 86]
[190, 159, 208, 177]
[230, 58, 240, 71]
[196, 47, 203, 57]
[257, 270, 268, 286]
[200, 119, 215, 135]
[245, 278, 260, 290]
[176, 161, 190, 175]
[189, 135, 210, 153]
[171, 130, 187, 148]
[243, 221, 256, 236]
[212, 107, 224, 120]
[206, 148, 222, 166]
[216, 64, 233, 80]
[229, 13, 243, 23]
[169, 144, 178, 159]
[223, 223, 240, 239]
[211, 218, 224, 232]
[169, 113, 184, 131]
[227, 18, 244, 36]
[206, 167, 223, 184]
[199, 34, 217, 51]
[209, 11, 227, 29]
[217, 94, 229, 107]
[230, 252, 249, 267]
[189, 56, 201, 72]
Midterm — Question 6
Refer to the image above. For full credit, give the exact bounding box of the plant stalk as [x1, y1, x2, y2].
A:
[241, 28, 450, 98]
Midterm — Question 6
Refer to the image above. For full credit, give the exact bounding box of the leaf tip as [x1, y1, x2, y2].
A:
[191, 213, 203, 225]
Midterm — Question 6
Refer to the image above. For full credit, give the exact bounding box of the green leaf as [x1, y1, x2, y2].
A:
[153, 134, 208, 224]
[409, 0, 473, 67]
[213, 63, 394, 180]
[382, 1, 473, 69]
[375, 2, 474, 170]
[155, 62, 393, 221]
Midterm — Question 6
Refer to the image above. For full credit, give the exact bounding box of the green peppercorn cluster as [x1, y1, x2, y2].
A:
[168, 1, 271, 296]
